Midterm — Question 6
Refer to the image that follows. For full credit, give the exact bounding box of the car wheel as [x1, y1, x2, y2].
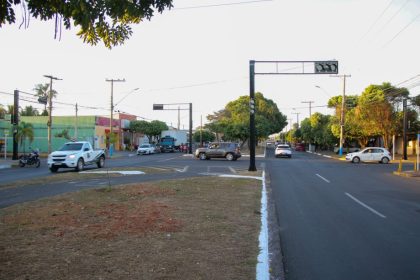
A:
[352, 156, 360, 163]
[381, 157, 390, 164]
[97, 156, 105, 168]
[50, 166, 59, 173]
[19, 161, 25, 167]
[76, 158, 84, 171]
[226, 153, 234, 161]
[199, 153, 207, 160]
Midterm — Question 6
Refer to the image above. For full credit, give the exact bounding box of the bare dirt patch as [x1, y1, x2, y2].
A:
[0, 177, 261, 279]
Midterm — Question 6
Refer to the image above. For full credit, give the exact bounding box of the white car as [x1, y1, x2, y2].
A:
[346, 147, 391, 164]
[275, 144, 292, 158]
[137, 144, 155, 155]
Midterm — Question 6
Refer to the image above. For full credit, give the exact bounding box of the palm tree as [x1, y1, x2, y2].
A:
[0, 104, 5, 119]
[20, 105, 40, 116]
[34, 83, 57, 114]
[17, 122, 34, 154]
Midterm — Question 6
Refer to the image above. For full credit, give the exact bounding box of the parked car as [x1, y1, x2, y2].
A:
[345, 147, 391, 164]
[195, 142, 241, 161]
[137, 143, 155, 155]
[275, 144, 292, 158]
[294, 143, 305, 152]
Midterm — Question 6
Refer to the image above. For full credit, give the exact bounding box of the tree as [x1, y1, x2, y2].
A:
[193, 129, 215, 143]
[206, 92, 287, 147]
[20, 105, 39, 116]
[300, 113, 337, 150]
[129, 120, 168, 143]
[34, 83, 57, 115]
[0, 104, 5, 119]
[1, 0, 173, 48]
[16, 121, 34, 154]
[54, 129, 71, 140]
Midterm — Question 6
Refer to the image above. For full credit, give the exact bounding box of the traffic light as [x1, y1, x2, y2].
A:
[38, 95, 48, 105]
[153, 104, 164, 110]
[314, 61, 338, 74]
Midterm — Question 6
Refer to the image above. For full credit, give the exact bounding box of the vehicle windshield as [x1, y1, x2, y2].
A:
[58, 143, 83, 151]
[140, 144, 150, 148]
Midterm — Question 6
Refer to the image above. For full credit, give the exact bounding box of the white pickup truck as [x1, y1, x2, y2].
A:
[47, 141, 106, 173]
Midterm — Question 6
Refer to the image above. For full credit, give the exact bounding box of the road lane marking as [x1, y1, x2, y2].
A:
[157, 156, 182, 162]
[316, 174, 330, 183]
[228, 166, 237, 174]
[175, 166, 189, 173]
[345, 192, 387, 219]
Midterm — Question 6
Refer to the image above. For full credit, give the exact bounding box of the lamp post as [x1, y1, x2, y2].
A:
[44, 75, 62, 154]
[106, 78, 125, 157]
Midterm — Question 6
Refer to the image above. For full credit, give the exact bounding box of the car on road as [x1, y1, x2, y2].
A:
[345, 147, 391, 164]
[195, 142, 241, 161]
[48, 141, 106, 172]
[137, 144, 155, 155]
[275, 144, 292, 158]
[294, 143, 305, 152]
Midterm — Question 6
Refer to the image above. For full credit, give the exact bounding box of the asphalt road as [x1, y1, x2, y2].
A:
[265, 148, 420, 280]
[0, 151, 251, 208]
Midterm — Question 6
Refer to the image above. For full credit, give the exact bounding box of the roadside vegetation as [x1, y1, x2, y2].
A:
[279, 83, 420, 150]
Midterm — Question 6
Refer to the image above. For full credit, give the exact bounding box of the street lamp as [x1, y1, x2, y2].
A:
[315, 85, 331, 97]
[114, 88, 140, 108]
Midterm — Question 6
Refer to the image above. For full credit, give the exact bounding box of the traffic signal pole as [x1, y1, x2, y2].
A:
[249, 60, 257, 171]
[247, 60, 338, 171]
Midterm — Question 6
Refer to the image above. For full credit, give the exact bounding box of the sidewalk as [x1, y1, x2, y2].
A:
[0, 158, 18, 169]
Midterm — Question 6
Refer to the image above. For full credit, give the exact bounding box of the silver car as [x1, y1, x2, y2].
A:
[346, 147, 391, 164]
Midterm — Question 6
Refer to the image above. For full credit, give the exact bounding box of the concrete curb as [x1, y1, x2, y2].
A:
[393, 171, 420, 178]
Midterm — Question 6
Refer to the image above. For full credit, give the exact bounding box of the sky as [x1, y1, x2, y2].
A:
[1, 0, 420, 131]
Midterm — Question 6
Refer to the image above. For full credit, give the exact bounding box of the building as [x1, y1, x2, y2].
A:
[0, 113, 139, 154]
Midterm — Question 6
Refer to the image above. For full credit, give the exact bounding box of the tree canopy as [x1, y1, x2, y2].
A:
[1, 0, 173, 48]
[205, 92, 287, 146]
[129, 119, 168, 142]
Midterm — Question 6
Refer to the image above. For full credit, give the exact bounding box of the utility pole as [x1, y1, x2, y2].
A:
[288, 118, 293, 143]
[177, 106, 180, 130]
[292, 112, 300, 128]
[301, 101, 314, 117]
[44, 75, 62, 154]
[189, 103, 193, 154]
[200, 115, 203, 147]
[105, 78, 125, 155]
[75, 103, 78, 140]
[331, 74, 351, 156]
[403, 98, 408, 160]
[12, 90, 19, 160]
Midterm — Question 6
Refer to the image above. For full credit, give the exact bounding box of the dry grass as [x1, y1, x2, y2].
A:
[0, 177, 262, 279]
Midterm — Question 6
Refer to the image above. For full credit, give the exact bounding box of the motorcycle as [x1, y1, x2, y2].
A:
[19, 149, 41, 168]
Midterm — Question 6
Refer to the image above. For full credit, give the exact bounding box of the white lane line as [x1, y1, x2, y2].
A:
[175, 166, 189, 173]
[345, 192, 387, 219]
[316, 174, 330, 183]
[157, 156, 181, 162]
[228, 166, 237, 174]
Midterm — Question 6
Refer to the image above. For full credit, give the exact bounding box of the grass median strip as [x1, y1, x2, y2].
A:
[0, 176, 262, 279]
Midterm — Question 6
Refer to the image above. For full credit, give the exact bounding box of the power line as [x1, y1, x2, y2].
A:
[383, 12, 420, 47]
[174, 0, 274, 10]
[359, 0, 395, 41]
[375, 0, 412, 37]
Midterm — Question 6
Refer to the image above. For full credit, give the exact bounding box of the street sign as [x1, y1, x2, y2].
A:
[153, 104, 164, 110]
[314, 61, 338, 74]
